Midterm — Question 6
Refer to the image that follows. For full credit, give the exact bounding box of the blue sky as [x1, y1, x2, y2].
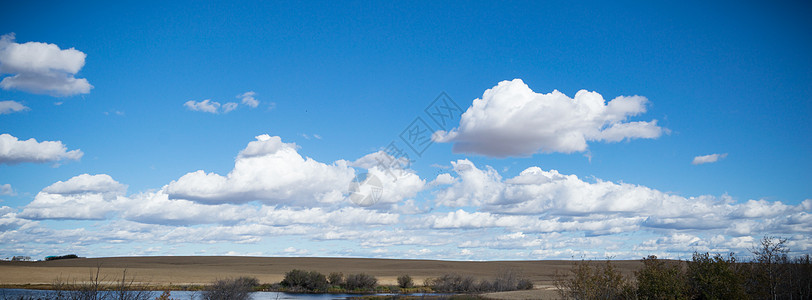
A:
[1, 0, 810, 260]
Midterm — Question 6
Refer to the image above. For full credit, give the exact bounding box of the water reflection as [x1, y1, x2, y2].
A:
[0, 289, 442, 299]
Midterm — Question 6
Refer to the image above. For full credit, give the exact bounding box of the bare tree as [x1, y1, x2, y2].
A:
[750, 236, 790, 299]
[201, 277, 258, 300]
[397, 274, 414, 289]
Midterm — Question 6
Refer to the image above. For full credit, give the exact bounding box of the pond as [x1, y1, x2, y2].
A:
[0, 289, 444, 299]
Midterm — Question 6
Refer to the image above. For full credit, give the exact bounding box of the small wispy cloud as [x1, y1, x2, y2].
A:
[184, 99, 238, 114]
[692, 153, 728, 165]
[0, 100, 28, 114]
[0, 183, 15, 196]
[104, 110, 124, 116]
[186, 91, 261, 114]
[300, 133, 322, 140]
[237, 91, 259, 108]
[222, 102, 238, 113]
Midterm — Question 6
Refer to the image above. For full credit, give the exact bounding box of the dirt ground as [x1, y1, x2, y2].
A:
[0, 256, 644, 299]
[482, 287, 562, 300]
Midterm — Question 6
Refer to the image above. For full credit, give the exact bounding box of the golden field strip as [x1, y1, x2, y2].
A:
[0, 256, 644, 299]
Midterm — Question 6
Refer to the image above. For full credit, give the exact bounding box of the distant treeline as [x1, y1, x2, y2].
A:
[44, 254, 80, 261]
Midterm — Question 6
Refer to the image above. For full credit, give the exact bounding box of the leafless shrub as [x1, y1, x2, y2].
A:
[328, 272, 344, 286]
[554, 260, 635, 300]
[280, 269, 328, 292]
[427, 270, 531, 293]
[427, 273, 473, 293]
[343, 273, 377, 290]
[516, 278, 534, 290]
[397, 274, 414, 289]
[475, 279, 493, 293]
[492, 268, 520, 292]
[49, 266, 153, 300]
[201, 277, 257, 300]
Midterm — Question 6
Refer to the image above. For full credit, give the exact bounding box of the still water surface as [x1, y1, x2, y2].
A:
[0, 289, 439, 299]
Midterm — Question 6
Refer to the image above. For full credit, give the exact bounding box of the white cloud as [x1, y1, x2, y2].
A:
[434, 79, 665, 157]
[183, 100, 219, 113]
[430, 209, 498, 229]
[431, 160, 811, 238]
[429, 173, 455, 186]
[185, 92, 260, 114]
[390, 199, 428, 214]
[633, 234, 764, 255]
[634, 233, 713, 253]
[104, 110, 124, 116]
[121, 191, 253, 225]
[18, 176, 284, 226]
[350, 150, 410, 170]
[184, 99, 238, 114]
[731, 199, 793, 218]
[0, 184, 13, 196]
[363, 166, 425, 207]
[692, 153, 728, 165]
[166, 134, 356, 205]
[222, 102, 238, 113]
[0, 100, 28, 114]
[42, 173, 126, 195]
[4, 135, 809, 260]
[164, 135, 424, 209]
[237, 91, 259, 108]
[158, 223, 270, 244]
[20, 193, 119, 220]
[252, 206, 399, 226]
[432, 159, 503, 207]
[20, 174, 126, 220]
[802, 199, 812, 211]
[0, 33, 92, 96]
[282, 247, 310, 256]
[435, 160, 699, 217]
[0, 206, 35, 231]
[596, 121, 663, 142]
[300, 133, 323, 140]
[0, 133, 83, 165]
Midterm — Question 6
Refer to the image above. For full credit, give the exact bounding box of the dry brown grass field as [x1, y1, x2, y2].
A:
[0, 256, 645, 299]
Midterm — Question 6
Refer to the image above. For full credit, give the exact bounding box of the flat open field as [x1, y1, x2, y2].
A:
[0, 256, 645, 299]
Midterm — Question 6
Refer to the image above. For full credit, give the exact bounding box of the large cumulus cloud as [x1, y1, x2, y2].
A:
[20, 174, 126, 220]
[434, 79, 664, 157]
[0, 33, 92, 96]
[0, 133, 83, 165]
[430, 160, 811, 239]
[165, 134, 356, 205]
